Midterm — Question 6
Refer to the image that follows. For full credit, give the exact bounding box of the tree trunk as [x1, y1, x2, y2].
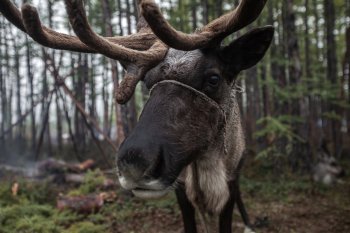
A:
[8, 87, 13, 142]
[283, 0, 304, 170]
[191, 0, 198, 31]
[324, 0, 341, 156]
[26, 36, 36, 152]
[201, 0, 209, 25]
[305, 0, 317, 160]
[344, 28, 350, 135]
[313, 0, 321, 61]
[101, 0, 125, 146]
[215, 0, 223, 18]
[0, 19, 3, 147]
[13, 35, 23, 141]
[102, 68, 110, 135]
[56, 93, 63, 152]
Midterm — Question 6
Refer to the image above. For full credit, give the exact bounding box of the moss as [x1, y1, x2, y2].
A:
[15, 215, 62, 233]
[0, 204, 59, 233]
[0, 182, 21, 207]
[53, 210, 82, 227]
[68, 169, 105, 196]
[0, 180, 57, 208]
[62, 221, 107, 233]
[241, 175, 315, 202]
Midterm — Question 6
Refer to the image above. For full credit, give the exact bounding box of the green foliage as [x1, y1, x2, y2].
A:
[13, 215, 62, 233]
[68, 169, 105, 196]
[322, 111, 343, 121]
[254, 115, 307, 161]
[0, 183, 20, 207]
[0, 204, 61, 233]
[241, 176, 314, 201]
[255, 116, 305, 143]
[54, 210, 81, 227]
[0, 177, 109, 233]
[62, 221, 107, 233]
[0, 180, 56, 208]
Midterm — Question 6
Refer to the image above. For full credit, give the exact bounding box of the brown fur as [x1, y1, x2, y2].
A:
[184, 89, 245, 215]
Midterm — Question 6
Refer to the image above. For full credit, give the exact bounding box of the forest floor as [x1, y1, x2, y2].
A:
[0, 159, 349, 233]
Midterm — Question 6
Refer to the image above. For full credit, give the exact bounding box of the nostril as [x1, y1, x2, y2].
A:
[117, 142, 166, 187]
[117, 147, 150, 180]
[144, 147, 165, 180]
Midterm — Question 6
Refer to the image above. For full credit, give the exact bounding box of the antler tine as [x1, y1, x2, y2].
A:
[115, 40, 167, 104]
[140, 0, 268, 51]
[0, 0, 27, 32]
[64, 0, 167, 104]
[64, 0, 166, 63]
[0, 0, 158, 53]
[21, 4, 96, 53]
[115, 65, 146, 104]
[1, 0, 168, 104]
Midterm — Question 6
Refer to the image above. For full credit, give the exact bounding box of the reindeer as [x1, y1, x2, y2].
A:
[0, 0, 273, 232]
[313, 141, 345, 186]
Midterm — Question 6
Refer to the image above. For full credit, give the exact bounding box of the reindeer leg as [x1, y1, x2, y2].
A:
[219, 181, 235, 233]
[175, 184, 198, 233]
[234, 179, 255, 233]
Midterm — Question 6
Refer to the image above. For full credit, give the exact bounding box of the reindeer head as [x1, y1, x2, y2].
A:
[1, 0, 273, 199]
[116, 0, 273, 198]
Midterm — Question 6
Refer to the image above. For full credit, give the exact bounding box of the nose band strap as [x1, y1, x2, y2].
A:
[149, 80, 222, 112]
[149, 79, 228, 154]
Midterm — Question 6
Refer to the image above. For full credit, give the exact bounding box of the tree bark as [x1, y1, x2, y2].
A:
[101, 0, 125, 146]
[0, 18, 4, 147]
[12, 34, 23, 141]
[25, 36, 36, 152]
[201, 0, 209, 25]
[305, 0, 318, 160]
[324, 0, 341, 156]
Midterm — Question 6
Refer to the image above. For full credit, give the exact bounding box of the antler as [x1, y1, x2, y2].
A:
[0, 0, 267, 103]
[63, 0, 167, 104]
[0, 0, 167, 104]
[0, 0, 158, 52]
[140, 0, 268, 50]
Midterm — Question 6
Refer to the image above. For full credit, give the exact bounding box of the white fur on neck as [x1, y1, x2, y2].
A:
[185, 156, 230, 214]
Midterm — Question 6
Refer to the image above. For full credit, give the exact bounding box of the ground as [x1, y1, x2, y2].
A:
[0, 161, 349, 233]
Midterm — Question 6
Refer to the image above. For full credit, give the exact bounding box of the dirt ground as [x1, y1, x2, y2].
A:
[110, 180, 350, 233]
[108, 171, 350, 233]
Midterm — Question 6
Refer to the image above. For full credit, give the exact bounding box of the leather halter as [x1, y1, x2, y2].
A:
[149, 79, 228, 154]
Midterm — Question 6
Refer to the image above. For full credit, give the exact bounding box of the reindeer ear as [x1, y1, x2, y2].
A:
[220, 26, 274, 73]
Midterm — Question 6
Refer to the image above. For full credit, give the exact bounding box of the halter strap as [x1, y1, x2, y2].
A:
[149, 79, 228, 154]
[150, 80, 222, 110]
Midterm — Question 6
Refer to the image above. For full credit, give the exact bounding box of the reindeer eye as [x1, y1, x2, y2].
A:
[207, 75, 220, 87]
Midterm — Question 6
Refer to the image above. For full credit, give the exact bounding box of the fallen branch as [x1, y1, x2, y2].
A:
[57, 194, 104, 214]
[56, 192, 117, 214]
[38, 159, 96, 175]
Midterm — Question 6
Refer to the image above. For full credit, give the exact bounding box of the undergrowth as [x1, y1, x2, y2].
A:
[0, 159, 348, 233]
[68, 169, 105, 196]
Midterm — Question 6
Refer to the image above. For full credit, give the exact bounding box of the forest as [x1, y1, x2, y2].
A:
[0, 0, 350, 232]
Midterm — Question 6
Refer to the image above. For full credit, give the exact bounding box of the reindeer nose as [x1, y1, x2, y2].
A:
[117, 140, 164, 188]
[117, 147, 150, 181]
